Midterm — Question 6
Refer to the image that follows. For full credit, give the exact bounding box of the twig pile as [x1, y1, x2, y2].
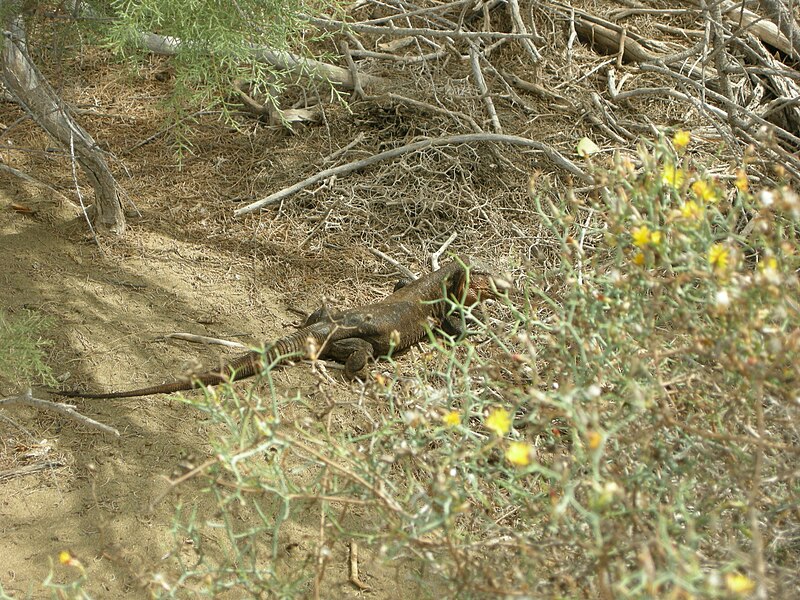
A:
[231, 0, 799, 269]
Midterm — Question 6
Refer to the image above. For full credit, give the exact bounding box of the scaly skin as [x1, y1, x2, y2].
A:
[56, 258, 502, 399]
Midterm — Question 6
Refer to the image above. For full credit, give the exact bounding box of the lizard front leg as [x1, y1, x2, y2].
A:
[321, 337, 375, 379]
[441, 303, 486, 340]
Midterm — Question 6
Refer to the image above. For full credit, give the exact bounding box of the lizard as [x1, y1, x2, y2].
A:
[55, 257, 505, 399]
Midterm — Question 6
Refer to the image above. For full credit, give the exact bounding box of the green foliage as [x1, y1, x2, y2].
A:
[10, 1, 343, 155]
[0, 308, 56, 387]
[102, 0, 342, 150]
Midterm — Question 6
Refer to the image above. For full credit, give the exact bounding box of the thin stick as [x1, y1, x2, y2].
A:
[431, 232, 458, 270]
[748, 381, 767, 599]
[469, 44, 502, 133]
[68, 131, 102, 252]
[322, 132, 366, 163]
[381, 93, 483, 133]
[349, 541, 371, 591]
[123, 109, 215, 155]
[164, 333, 247, 349]
[337, 39, 364, 99]
[507, 0, 541, 62]
[140, 33, 387, 92]
[0, 388, 120, 436]
[306, 16, 548, 41]
[368, 248, 417, 279]
[0, 163, 66, 197]
[0, 460, 65, 482]
[235, 133, 591, 216]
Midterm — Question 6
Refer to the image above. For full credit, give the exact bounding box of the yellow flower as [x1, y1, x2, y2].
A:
[672, 130, 691, 151]
[632, 225, 661, 248]
[708, 244, 729, 271]
[692, 179, 719, 203]
[442, 411, 461, 427]
[661, 164, 685, 188]
[735, 168, 749, 193]
[725, 573, 755, 594]
[632, 225, 651, 248]
[59, 550, 81, 568]
[759, 256, 778, 273]
[505, 441, 533, 466]
[632, 251, 645, 266]
[586, 431, 602, 450]
[758, 256, 781, 284]
[680, 200, 703, 221]
[485, 408, 511, 436]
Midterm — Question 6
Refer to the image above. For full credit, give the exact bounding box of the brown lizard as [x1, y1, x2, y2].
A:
[55, 257, 504, 399]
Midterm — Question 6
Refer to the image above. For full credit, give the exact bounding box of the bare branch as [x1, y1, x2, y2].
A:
[0, 388, 120, 436]
[140, 33, 387, 93]
[431, 233, 458, 270]
[368, 248, 417, 280]
[164, 333, 247, 349]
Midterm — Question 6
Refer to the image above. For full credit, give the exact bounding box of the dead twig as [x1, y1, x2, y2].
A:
[349, 541, 371, 591]
[164, 333, 247, 349]
[337, 39, 365, 100]
[306, 15, 548, 42]
[379, 92, 484, 133]
[0, 460, 65, 482]
[141, 33, 388, 93]
[431, 232, 458, 270]
[0, 163, 67, 198]
[506, 0, 541, 63]
[122, 109, 217, 155]
[468, 43, 502, 133]
[753, 0, 800, 59]
[0, 388, 120, 436]
[368, 248, 417, 280]
[322, 132, 366, 163]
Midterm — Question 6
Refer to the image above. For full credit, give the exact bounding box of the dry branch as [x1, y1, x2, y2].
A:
[431, 233, 458, 270]
[469, 43, 502, 133]
[164, 333, 247, 349]
[235, 134, 591, 216]
[1, 18, 124, 232]
[306, 15, 547, 42]
[0, 460, 65, 483]
[0, 388, 120, 436]
[566, 10, 656, 62]
[368, 248, 417, 280]
[757, 0, 800, 59]
[0, 162, 66, 197]
[140, 33, 387, 93]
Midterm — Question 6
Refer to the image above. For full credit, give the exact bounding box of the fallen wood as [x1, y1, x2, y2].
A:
[0, 388, 120, 436]
[164, 333, 247, 349]
[140, 33, 387, 93]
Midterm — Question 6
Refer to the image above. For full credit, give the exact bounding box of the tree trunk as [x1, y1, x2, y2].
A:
[0, 17, 125, 233]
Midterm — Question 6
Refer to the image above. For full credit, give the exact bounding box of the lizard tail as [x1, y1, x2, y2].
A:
[55, 352, 265, 399]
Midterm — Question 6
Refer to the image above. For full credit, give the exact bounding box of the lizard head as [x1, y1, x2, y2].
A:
[453, 258, 512, 305]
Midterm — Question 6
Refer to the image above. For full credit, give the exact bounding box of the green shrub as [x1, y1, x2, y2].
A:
[0, 308, 56, 387]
